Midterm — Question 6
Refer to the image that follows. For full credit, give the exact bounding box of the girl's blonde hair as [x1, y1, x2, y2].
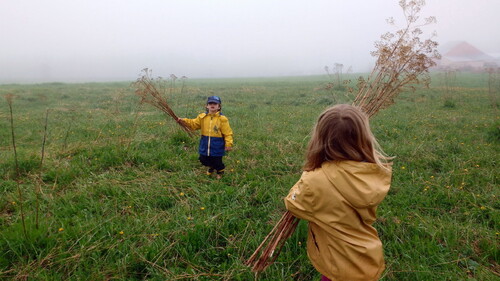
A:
[304, 104, 391, 171]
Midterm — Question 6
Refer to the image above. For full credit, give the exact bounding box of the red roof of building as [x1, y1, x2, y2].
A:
[443, 41, 493, 61]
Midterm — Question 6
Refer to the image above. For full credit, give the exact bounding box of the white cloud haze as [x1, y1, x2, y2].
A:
[1, 0, 499, 83]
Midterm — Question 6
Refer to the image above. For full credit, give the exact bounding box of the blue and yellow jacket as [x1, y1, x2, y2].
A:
[182, 112, 233, 156]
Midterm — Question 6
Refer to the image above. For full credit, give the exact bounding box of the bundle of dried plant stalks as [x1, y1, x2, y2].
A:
[133, 68, 196, 137]
[245, 211, 299, 272]
[245, 0, 439, 273]
[352, 0, 440, 117]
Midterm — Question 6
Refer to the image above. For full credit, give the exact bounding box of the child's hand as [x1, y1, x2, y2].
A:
[225, 146, 233, 152]
[176, 118, 182, 123]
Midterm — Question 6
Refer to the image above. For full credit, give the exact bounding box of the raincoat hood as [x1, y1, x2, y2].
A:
[322, 161, 391, 209]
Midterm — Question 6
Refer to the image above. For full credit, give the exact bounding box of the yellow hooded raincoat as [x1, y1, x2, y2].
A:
[285, 160, 392, 281]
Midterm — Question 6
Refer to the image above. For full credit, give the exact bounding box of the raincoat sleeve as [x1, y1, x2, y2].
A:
[220, 116, 233, 148]
[284, 173, 316, 221]
[182, 113, 204, 131]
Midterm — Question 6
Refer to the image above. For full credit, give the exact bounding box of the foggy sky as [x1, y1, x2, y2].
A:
[1, 0, 499, 83]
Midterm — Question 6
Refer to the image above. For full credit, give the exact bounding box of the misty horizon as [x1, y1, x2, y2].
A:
[1, 0, 499, 84]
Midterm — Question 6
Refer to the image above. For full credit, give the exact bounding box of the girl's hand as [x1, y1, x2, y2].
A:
[225, 146, 232, 152]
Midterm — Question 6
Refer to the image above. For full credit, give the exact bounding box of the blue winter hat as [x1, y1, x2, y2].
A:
[207, 96, 221, 104]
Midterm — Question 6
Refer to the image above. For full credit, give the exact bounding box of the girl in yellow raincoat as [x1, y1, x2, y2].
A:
[285, 104, 392, 281]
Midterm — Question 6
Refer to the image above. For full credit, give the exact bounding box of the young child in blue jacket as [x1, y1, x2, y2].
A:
[178, 96, 233, 179]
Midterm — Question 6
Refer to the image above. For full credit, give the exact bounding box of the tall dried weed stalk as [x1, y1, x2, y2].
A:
[40, 109, 49, 169]
[246, 0, 440, 273]
[133, 68, 195, 137]
[33, 108, 51, 229]
[5, 94, 28, 239]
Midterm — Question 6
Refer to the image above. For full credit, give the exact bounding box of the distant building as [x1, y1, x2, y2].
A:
[434, 41, 499, 72]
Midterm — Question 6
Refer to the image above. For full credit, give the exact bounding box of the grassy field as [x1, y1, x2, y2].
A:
[0, 72, 498, 280]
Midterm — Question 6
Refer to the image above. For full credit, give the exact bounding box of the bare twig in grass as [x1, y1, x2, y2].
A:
[320, 63, 354, 104]
[112, 88, 126, 114]
[246, 0, 440, 273]
[6, 95, 19, 175]
[150, 238, 179, 267]
[444, 69, 457, 97]
[62, 112, 75, 151]
[0, 268, 16, 278]
[40, 109, 49, 169]
[169, 74, 177, 95]
[137, 255, 174, 276]
[171, 272, 226, 280]
[93, 128, 103, 144]
[36, 108, 49, 230]
[5, 94, 28, 239]
[125, 102, 144, 152]
[180, 76, 188, 95]
[133, 68, 195, 137]
[33, 175, 42, 229]
[487, 67, 499, 110]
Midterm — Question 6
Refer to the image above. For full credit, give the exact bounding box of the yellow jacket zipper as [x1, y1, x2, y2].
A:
[207, 116, 212, 156]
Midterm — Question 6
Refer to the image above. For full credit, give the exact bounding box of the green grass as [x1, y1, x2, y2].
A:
[0, 73, 498, 280]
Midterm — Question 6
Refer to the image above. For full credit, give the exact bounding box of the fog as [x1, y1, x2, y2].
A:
[1, 0, 499, 83]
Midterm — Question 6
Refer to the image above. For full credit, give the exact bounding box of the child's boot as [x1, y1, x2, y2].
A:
[216, 169, 224, 179]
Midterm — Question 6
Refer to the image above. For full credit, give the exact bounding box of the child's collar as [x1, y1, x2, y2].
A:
[206, 111, 221, 116]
